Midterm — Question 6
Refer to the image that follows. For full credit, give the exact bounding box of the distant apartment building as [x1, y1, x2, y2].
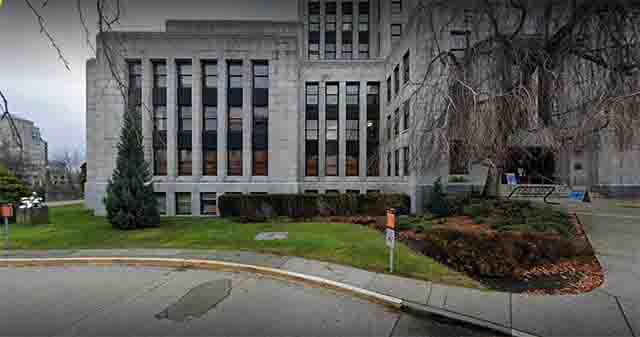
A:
[0, 115, 48, 185]
[85, 0, 640, 216]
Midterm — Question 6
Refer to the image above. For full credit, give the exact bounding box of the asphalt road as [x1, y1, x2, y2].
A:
[0, 266, 496, 336]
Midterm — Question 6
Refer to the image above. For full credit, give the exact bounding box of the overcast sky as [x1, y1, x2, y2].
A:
[0, 0, 297, 157]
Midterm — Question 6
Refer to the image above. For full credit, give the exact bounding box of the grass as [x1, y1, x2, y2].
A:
[618, 202, 640, 209]
[7, 205, 478, 288]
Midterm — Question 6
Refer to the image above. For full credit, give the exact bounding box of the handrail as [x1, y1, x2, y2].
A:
[507, 185, 558, 205]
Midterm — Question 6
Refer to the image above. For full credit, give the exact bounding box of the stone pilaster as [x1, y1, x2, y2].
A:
[359, 81, 367, 177]
[141, 58, 153, 165]
[318, 81, 326, 177]
[338, 81, 346, 177]
[243, 58, 253, 177]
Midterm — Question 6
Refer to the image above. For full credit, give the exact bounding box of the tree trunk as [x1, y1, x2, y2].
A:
[483, 166, 502, 198]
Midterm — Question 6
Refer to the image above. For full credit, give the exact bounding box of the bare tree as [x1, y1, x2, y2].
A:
[407, 0, 640, 196]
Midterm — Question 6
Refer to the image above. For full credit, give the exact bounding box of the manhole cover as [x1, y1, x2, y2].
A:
[255, 232, 289, 241]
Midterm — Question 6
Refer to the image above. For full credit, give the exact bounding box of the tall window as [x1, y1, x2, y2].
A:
[346, 82, 359, 176]
[391, 24, 402, 45]
[386, 76, 391, 104]
[325, 2, 337, 59]
[155, 193, 166, 215]
[395, 149, 400, 176]
[326, 83, 339, 176]
[127, 61, 142, 115]
[177, 61, 192, 176]
[252, 61, 269, 176]
[366, 82, 380, 176]
[176, 192, 191, 215]
[387, 152, 392, 176]
[201, 192, 217, 215]
[358, 1, 370, 58]
[305, 83, 320, 176]
[403, 50, 410, 84]
[202, 61, 218, 176]
[308, 1, 321, 60]
[228, 61, 243, 176]
[394, 108, 400, 138]
[342, 2, 353, 59]
[392, 0, 402, 14]
[152, 61, 167, 176]
[403, 100, 410, 131]
[394, 65, 400, 96]
[404, 146, 410, 176]
[386, 114, 392, 140]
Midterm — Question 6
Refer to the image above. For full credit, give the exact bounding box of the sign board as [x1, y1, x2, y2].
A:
[569, 190, 591, 203]
[386, 209, 396, 229]
[506, 173, 518, 186]
[385, 229, 396, 249]
[0, 205, 13, 218]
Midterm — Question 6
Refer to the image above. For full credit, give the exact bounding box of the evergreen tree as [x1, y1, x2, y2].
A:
[104, 109, 159, 229]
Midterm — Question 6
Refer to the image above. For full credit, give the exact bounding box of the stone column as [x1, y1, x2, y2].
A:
[192, 189, 201, 216]
[338, 81, 347, 177]
[242, 58, 252, 178]
[192, 57, 203, 178]
[380, 79, 387, 176]
[359, 81, 367, 177]
[318, 81, 326, 177]
[218, 60, 228, 178]
[166, 58, 178, 180]
[141, 58, 153, 165]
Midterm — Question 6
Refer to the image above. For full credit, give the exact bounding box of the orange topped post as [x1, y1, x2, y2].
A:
[386, 208, 396, 230]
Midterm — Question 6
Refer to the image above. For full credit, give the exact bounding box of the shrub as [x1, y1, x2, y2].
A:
[426, 178, 450, 217]
[0, 165, 29, 205]
[219, 193, 410, 219]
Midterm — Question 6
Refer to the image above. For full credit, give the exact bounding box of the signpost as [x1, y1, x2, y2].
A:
[386, 209, 396, 273]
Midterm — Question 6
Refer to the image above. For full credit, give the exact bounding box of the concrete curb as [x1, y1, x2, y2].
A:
[0, 256, 539, 337]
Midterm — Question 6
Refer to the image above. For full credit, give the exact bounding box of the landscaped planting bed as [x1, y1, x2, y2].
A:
[341, 198, 604, 295]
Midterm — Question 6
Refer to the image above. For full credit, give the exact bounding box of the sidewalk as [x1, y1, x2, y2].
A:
[1, 201, 638, 337]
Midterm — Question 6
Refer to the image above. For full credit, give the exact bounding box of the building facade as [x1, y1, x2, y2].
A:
[85, 0, 640, 216]
[0, 115, 48, 185]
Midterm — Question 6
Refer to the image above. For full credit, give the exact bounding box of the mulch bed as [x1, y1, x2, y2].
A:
[331, 214, 604, 295]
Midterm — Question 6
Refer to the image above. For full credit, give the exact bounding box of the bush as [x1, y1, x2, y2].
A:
[426, 178, 450, 217]
[0, 165, 29, 205]
[219, 193, 410, 219]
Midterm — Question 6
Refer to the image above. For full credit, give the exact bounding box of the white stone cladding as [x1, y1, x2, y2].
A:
[86, 1, 640, 215]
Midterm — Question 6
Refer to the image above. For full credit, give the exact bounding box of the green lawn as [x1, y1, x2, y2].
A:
[8, 205, 478, 288]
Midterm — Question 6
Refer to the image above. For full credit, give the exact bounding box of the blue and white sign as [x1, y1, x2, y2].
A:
[506, 173, 518, 186]
[569, 191, 586, 202]
[385, 229, 396, 249]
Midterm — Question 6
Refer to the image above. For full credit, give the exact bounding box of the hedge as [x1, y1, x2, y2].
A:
[218, 193, 410, 219]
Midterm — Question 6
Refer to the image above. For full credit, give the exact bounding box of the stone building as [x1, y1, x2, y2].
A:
[85, 0, 640, 216]
[0, 115, 48, 185]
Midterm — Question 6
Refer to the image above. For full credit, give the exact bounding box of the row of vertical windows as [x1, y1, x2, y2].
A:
[129, 60, 268, 178]
[304, 81, 380, 177]
[387, 101, 410, 140]
[307, 1, 369, 60]
[385, 147, 409, 177]
[387, 50, 411, 104]
[155, 192, 217, 216]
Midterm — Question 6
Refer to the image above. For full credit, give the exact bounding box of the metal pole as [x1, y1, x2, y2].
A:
[4, 216, 8, 252]
[389, 241, 394, 273]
